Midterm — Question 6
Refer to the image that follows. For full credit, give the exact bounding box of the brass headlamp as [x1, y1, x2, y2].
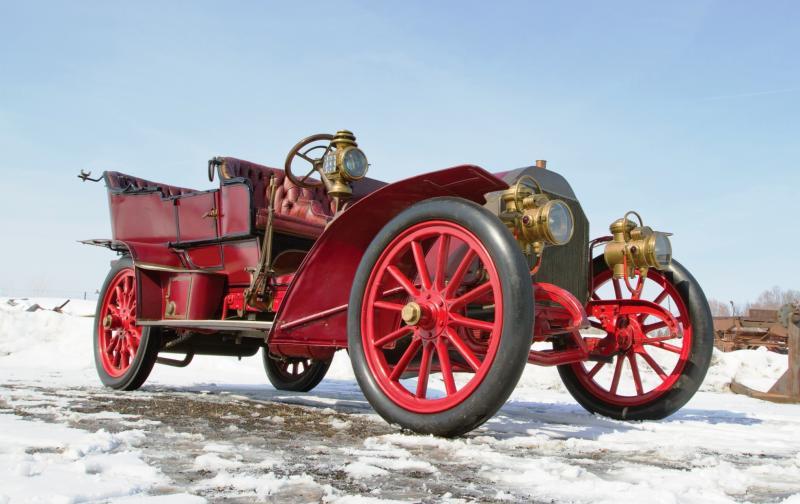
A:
[321, 130, 369, 200]
[500, 175, 574, 256]
[604, 211, 672, 279]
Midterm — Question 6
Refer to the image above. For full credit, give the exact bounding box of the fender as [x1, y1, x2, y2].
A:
[269, 165, 508, 349]
[80, 238, 213, 321]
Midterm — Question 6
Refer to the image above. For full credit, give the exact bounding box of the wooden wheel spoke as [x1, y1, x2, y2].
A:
[445, 249, 476, 297]
[628, 353, 644, 395]
[389, 339, 422, 381]
[646, 341, 683, 354]
[587, 361, 605, 378]
[374, 300, 405, 312]
[433, 234, 451, 291]
[642, 320, 668, 333]
[445, 328, 481, 372]
[416, 343, 434, 398]
[450, 282, 493, 309]
[386, 265, 419, 297]
[436, 339, 457, 396]
[638, 348, 667, 380]
[374, 326, 413, 348]
[448, 312, 495, 333]
[105, 336, 118, 355]
[410, 241, 432, 290]
[652, 288, 668, 305]
[644, 334, 679, 344]
[609, 355, 624, 394]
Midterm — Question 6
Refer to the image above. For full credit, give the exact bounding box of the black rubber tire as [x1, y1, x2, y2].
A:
[93, 257, 161, 391]
[262, 350, 332, 392]
[557, 256, 714, 420]
[348, 197, 534, 437]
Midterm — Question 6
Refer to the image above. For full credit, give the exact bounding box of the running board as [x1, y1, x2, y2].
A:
[137, 319, 273, 334]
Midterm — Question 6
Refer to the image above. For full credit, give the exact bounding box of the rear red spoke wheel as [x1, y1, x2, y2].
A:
[272, 358, 313, 380]
[262, 351, 332, 393]
[361, 221, 504, 414]
[573, 268, 693, 407]
[97, 268, 142, 378]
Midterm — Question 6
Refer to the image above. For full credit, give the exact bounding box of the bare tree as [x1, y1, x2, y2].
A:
[752, 286, 800, 309]
[708, 298, 732, 317]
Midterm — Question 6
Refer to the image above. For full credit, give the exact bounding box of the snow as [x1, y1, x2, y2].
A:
[194, 470, 332, 501]
[1, 297, 800, 502]
[0, 414, 167, 503]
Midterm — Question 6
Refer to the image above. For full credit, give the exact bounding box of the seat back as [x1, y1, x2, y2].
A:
[218, 157, 335, 221]
[105, 171, 195, 198]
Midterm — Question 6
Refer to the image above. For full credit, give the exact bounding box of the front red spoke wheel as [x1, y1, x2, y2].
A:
[575, 268, 693, 407]
[362, 221, 504, 414]
[98, 268, 141, 378]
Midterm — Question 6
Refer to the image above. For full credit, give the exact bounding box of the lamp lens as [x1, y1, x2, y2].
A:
[653, 232, 672, 267]
[342, 148, 368, 179]
[547, 200, 574, 245]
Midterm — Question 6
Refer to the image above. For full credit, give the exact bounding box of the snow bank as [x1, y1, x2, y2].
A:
[0, 414, 169, 503]
[0, 297, 97, 382]
[704, 346, 789, 393]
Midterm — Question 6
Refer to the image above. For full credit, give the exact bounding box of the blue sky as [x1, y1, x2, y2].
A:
[0, 1, 798, 303]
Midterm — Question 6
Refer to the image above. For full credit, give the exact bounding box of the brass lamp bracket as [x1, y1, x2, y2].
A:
[603, 210, 673, 283]
[323, 130, 359, 204]
[498, 174, 574, 267]
[284, 130, 369, 215]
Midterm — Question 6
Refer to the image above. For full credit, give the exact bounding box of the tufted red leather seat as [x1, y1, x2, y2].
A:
[104, 171, 195, 198]
[218, 157, 336, 239]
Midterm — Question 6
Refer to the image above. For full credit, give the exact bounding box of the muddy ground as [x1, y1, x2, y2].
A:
[0, 383, 531, 503]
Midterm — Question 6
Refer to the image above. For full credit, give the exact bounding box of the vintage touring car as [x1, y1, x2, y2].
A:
[81, 130, 713, 436]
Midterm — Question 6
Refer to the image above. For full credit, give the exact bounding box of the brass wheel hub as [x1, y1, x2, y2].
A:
[401, 302, 422, 326]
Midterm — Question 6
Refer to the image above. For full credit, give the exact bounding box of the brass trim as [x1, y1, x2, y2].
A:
[135, 262, 216, 274]
[603, 213, 673, 279]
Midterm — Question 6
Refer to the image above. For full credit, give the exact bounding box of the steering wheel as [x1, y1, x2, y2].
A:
[284, 133, 334, 189]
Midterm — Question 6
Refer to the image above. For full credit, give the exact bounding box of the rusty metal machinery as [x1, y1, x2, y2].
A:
[713, 306, 792, 354]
